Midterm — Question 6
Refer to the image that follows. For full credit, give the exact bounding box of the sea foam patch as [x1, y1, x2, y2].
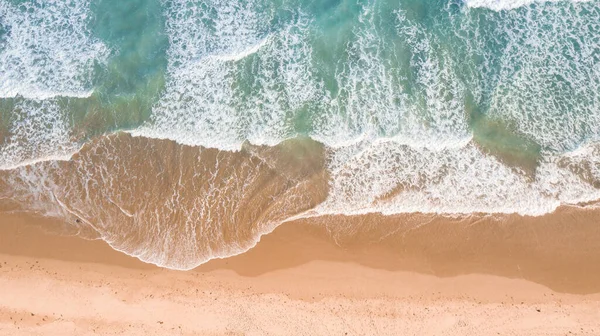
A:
[0, 0, 108, 99]
[457, 0, 600, 152]
[0, 99, 79, 170]
[464, 0, 591, 11]
[315, 139, 600, 217]
[312, 1, 600, 217]
[138, 0, 322, 149]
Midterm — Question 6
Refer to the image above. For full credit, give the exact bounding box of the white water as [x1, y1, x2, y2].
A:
[0, 99, 80, 170]
[133, 0, 600, 217]
[465, 0, 592, 11]
[135, 0, 320, 150]
[0, 0, 108, 99]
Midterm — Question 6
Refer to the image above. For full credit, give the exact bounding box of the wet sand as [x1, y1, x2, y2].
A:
[1, 209, 600, 335]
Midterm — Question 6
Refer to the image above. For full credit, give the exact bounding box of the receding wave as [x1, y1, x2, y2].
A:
[0, 133, 328, 269]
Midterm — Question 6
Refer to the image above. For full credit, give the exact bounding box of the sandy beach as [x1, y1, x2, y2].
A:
[1, 209, 600, 335]
[2, 0, 600, 335]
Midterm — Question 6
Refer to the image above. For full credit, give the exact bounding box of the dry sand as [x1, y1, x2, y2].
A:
[1, 209, 600, 335]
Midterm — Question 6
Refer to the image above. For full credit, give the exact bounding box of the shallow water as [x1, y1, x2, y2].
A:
[1, 0, 600, 268]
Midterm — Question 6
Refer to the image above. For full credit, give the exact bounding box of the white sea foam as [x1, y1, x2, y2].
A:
[138, 0, 322, 149]
[312, 4, 469, 147]
[316, 139, 600, 217]
[0, 0, 108, 99]
[141, 1, 471, 151]
[456, 0, 600, 152]
[0, 99, 80, 170]
[207, 37, 270, 62]
[313, 1, 600, 217]
[464, 0, 591, 11]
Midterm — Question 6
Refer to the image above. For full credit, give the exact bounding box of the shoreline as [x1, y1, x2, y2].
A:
[1, 210, 600, 334]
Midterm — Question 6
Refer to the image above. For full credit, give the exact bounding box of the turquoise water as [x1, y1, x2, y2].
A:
[1, 0, 598, 144]
[1, 0, 600, 267]
[2, 0, 597, 149]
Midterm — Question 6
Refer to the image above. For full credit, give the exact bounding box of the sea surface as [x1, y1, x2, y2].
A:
[1, 0, 600, 269]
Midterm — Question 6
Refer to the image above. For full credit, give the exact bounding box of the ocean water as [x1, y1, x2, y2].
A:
[1, 0, 600, 269]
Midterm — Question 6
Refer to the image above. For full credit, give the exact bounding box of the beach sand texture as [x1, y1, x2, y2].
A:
[1, 209, 600, 335]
